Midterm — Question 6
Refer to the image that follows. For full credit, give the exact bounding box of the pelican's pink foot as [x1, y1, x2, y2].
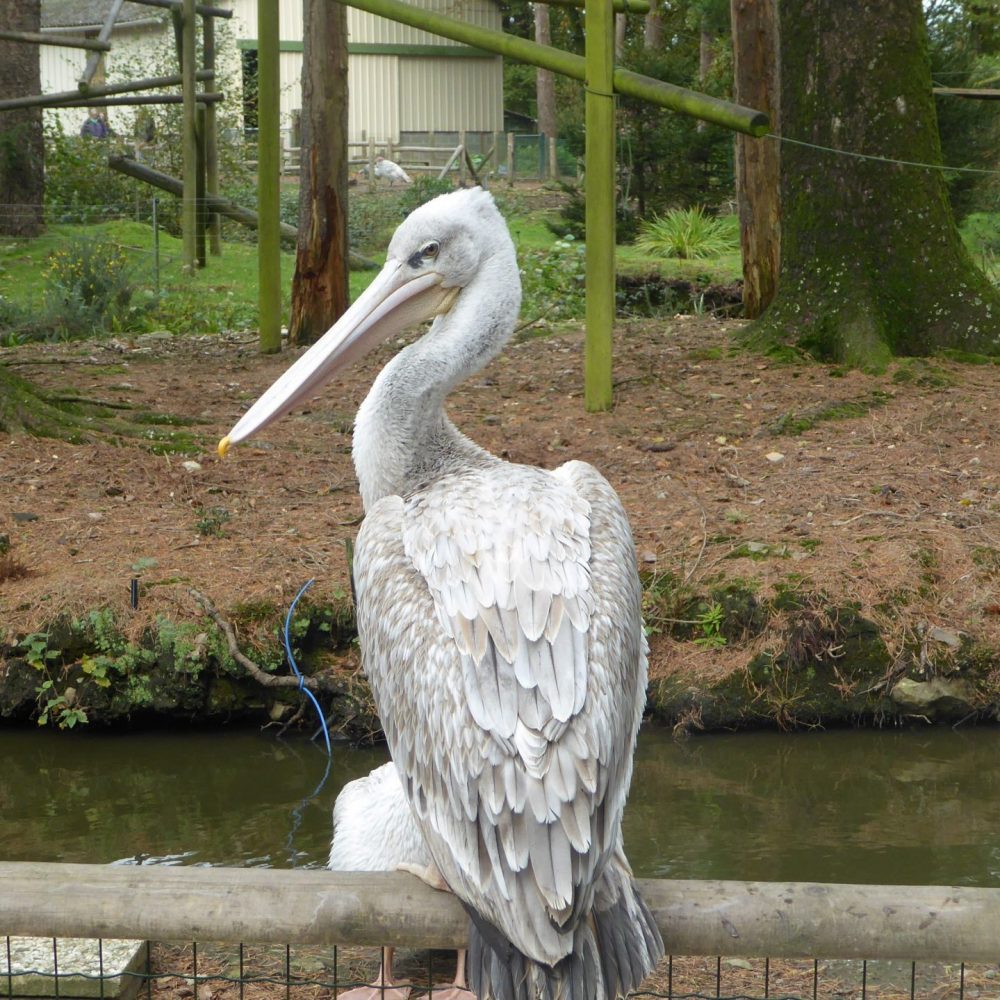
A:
[338, 948, 411, 1000]
[430, 948, 472, 1000]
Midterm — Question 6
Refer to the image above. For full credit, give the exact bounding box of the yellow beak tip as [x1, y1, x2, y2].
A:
[217, 435, 232, 459]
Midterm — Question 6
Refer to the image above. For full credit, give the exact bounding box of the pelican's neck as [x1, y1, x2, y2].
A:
[353, 256, 520, 510]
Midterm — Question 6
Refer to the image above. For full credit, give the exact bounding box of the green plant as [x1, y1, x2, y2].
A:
[519, 236, 586, 323]
[42, 234, 139, 338]
[194, 505, 231, 537]
[36, 680, 89, 729]
[694, 602, 727, 649]
[398, 176, 455, 213]
[634, 206, 737, 260]
[19, 632, 60, 670]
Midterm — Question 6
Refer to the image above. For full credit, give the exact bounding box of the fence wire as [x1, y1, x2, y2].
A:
[2, 938, 991, 1000]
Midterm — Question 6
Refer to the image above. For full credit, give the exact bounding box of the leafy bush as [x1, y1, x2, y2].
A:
[519, 235, 586, 323]
[349, 194, 405, 254]
[398, 176, 455, 213]
[42, 235, 139, 337]
[44, 121, 140, 224]
[546, 182, 637, 243]
[634, 206, 737, 260]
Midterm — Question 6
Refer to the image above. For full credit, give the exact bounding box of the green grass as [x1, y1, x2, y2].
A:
[0, 219, 375, 336]
[0, 195, 759, 340]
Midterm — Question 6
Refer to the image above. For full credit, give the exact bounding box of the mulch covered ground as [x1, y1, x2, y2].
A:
[2, 314, 999, 695]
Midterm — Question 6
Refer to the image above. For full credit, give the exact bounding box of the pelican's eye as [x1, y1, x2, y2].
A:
[407, 240, 440, 269]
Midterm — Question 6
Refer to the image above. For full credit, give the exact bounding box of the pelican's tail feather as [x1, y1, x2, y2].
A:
[466, 859, 663, 1000]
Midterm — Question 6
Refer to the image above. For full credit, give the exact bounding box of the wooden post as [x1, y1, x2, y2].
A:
[731, 0, 779, 317]
[257, 0, 282, 353]
[493, 130, 502, 181]
[506, 131, 514, 187]
[584, 0, 615, 411]
[181, 0, 197, 272]
[196, 103, 207, 267]
[459, 129, 467, 185]
[79, 0, 125, 90]
[203, 10, 221, 256]
[548, 135, 558, 180]
[368, 137, 376, 191]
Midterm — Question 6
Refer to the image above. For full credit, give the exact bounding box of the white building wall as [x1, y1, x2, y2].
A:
[40, 23, 172, 136]
[398, 56, 502, 132]
[349, 55, 399, 145]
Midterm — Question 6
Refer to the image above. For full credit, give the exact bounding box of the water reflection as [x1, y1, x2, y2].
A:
[624, 727, 1000, 886]
[3, 726, 1000, 886]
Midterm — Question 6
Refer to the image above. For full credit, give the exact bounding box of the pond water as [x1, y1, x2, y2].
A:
[2, 726, 999, 887]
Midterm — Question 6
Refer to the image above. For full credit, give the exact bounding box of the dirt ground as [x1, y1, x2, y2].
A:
[2, 314, 999, 697]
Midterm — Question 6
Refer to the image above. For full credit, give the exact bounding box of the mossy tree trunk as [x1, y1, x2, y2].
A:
[287, 0, 349, 347]
[0, 0, 44, 238]
[744, 0, 1000, 368]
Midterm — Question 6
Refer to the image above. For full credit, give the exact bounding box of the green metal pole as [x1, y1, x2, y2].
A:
[257, 0, 282, 354]
[584, 0, 615, 412]
[181, 0, 196, 272]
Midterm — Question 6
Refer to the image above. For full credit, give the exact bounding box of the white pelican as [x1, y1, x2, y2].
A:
[220, 187, 663, 1000]
[329, 762, 471, 1000]
[374, 156, 412, 186]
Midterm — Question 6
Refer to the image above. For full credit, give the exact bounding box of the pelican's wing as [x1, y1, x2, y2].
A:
[353, 461, 647, 965]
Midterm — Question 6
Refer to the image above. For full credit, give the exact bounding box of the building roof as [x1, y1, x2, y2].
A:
[42, 0, 164, 29]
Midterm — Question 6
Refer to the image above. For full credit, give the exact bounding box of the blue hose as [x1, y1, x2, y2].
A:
[283, 578, 332, 756]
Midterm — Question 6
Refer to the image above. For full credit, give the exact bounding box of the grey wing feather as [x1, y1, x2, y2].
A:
[353, 460, 647, 967]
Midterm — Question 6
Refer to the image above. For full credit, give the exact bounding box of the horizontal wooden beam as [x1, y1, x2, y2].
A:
[0, 70, 214, 111]
[934, 86, 1000, 100]
[55, 93, 224, 107]
[2, 863, 1000, 963]
[0, 28, 111, 50]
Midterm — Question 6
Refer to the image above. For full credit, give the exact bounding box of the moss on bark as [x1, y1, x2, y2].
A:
[743, 0, 1000, 369]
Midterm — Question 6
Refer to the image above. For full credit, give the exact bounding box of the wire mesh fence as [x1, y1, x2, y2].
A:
[2, 938, 992, 1000]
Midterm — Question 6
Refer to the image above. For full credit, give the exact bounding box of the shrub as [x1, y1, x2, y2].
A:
[398, 176, 455, 213]
[44, 121, 139, 225]
[42, 235, 139, 337]
[634, 206, 737, 260]
[519, 235, 586, 323]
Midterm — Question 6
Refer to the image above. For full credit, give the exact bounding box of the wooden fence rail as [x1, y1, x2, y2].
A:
[2, 863, 999, 963]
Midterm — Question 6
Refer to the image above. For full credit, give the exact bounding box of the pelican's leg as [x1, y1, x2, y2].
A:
[336, 947, 411, 1000]
[431, 949, 473, 1000]
[397, 860, 450, 892]
[397, 865, 472, 1000]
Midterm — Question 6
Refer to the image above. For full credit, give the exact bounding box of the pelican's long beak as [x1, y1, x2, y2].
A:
[218, 260, 458, 457]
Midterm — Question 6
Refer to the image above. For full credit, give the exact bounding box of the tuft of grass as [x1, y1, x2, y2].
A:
[634, 206, 738, 260]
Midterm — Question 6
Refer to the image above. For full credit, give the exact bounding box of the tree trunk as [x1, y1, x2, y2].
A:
[747, 0, 1000, 366]
[535, 4, 557, 145]
[731, 0, 780, 318]
[287, 0, 349, 347]
[614, 13, 627, 60]
[0, 0, 44, 237]
[644, 0, 662, 49]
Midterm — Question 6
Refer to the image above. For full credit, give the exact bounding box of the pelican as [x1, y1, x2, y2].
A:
[220, 187, 663, 1000]
[374, 156, 412, 186]
[328, 762, 472, 1000]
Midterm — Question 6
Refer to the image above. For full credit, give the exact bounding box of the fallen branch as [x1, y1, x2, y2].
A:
[189, 586, 320, 691]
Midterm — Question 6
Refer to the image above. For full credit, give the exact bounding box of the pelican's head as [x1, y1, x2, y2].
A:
[218, 187, 514, 457]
